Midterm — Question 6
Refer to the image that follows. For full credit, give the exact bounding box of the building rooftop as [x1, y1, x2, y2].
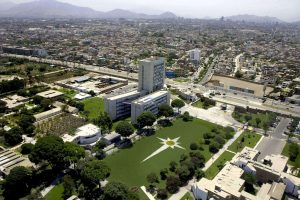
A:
[133, 90, 169, 104]
[37, 90, 64, 99]
[62, 123, 100, 143]
[262, 154, 288, 173]
[106, 90, 141, 101]
[1, 94, 29, 109]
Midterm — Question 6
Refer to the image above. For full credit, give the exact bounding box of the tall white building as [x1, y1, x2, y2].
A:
[138, 57, 165, 93]
[104, 57, 170, 123]
[189, 48, 201, 62]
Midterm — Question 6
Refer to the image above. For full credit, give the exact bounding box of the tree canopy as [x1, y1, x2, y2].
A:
[158, 104, 174, 118]
[137, 111, 156, 128]
[115, 121, 134, 137]
[171, 99, 185, 112]
[80, 160, 110, 186]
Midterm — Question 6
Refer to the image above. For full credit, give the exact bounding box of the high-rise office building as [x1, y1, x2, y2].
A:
[138, 57, 165, 93]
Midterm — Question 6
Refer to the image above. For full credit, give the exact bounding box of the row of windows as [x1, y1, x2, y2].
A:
[229, 86, 255, 94]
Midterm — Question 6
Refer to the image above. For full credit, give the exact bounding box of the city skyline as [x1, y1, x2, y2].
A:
[9, 0, 300, 22]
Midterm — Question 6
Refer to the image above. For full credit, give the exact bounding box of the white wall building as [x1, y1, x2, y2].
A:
[138, 57, 165, 93]
[189, 48, 201, 62]
[63, 124, 101, 146]
[104, 90, 145, 120]
[131, 90, 170, 124]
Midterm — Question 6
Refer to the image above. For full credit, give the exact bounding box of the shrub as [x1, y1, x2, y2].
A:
[190, 143, 199, 150]
[20, 143, 34, 155]
[209, 142, 220, 153]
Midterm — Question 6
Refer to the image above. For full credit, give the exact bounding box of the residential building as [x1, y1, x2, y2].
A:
[189, 48, 201, 63]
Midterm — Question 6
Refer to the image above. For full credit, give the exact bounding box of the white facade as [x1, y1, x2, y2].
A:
[131, 90, 170, 124]
[63, 124, 101, 146]
[138, 57, 165, 93]
[189, 48, 201, 62]
[104, 90, 144, 120]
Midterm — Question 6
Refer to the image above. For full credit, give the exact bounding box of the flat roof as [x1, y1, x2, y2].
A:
[106, 90, 141, 101]
[133, 90, 169, 104]
[37, 90, 64, 98]
[263, 154, 288, 172]
[104, 133, 120, 141]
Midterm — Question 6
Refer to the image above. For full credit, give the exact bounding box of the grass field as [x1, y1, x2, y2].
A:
[232, 111, 276, 129]
[58, 88, 78, 99]
[205, 151, 235, 180]
[104, 119, 234, 189]
[192, 100, 213, 110]
[44, 183, 63, 200]
[82, 97, 104, 120]
[282, 142, 300, 168]
[228, 131, 262, 153]
[180, 192, 195, 200]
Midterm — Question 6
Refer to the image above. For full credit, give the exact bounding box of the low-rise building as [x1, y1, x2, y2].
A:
[1, 94, 29, 109]
[36, 90, 64, 100]
[62, 124, 101, 146]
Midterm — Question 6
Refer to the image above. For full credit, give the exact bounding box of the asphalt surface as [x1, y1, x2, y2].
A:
[255, 118, 290, 162]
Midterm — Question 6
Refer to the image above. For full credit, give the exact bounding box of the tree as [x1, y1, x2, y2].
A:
[4, 127, 23, 146]
[209, 142, 220, 153]
[289, 143, 299, 161]
[93, 112, 112, 133]
[20, 143, 34, 155]
[146, 172, 159, 187]
[195, 169, 205, 180]
[171, 99, 185, 113]
[103, 182, 129, 200]
[255, 118, 261, 127]
[18, 114, 35, 135]
[62, 175, 75, 199]
[244, 115, 252, 123]
[235, 70, 243, 78]
[157, 188, 168, 199]
[169, 161, 178, 172]
[29, 135, 66, 167]
[4, 166, 32, 199]
[160, 168, 168, 180]
[0, 100, 7, 113]
[182, 111, 193, 122]
[80, 160, 110, 186]
[63, 142, 85, 166]
[40, 98, 52, 111]
[158, 104, 174, 119]
[115, 121, 134, 138]
[190, 143, 198, 150]
[176, 166, 191, 183]
[166, 176, 181, 194]
[137, 111, 156, 129]
[262, 122, 268, 135]
[244, 173, 256, 194]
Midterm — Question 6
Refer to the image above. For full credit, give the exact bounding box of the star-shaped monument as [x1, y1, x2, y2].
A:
[142, 137, 185, 163]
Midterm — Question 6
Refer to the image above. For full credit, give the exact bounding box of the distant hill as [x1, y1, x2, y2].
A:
[225, 14, 283, 23]
[0, 1, 16, 11]
[0, 0, 177, 19]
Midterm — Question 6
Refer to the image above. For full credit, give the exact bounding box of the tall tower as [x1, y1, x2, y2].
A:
[138, 57, 165, 93]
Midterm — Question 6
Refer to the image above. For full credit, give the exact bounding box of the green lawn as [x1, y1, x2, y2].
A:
[228, 131, 262, 153]
[44, 183, 64, 200]
[192, 100, 213, 109]
[58, 88, 78, 99]
[82, 97, 104, 120]
[282, 143, 300, 168]
[104, 119, 234, 189]
[180, 192, 195, 200]
[232, 111, 276, 129]
[205, 151, 235, 180]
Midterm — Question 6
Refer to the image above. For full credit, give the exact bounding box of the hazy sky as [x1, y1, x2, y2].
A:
[10, 0, 300, 21]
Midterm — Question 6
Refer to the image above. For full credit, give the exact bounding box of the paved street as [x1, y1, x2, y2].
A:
[255, 117, 290, 162]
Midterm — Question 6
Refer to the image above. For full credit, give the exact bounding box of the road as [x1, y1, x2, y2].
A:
[232, 53, 243, 75]
[255, 117, 291, 162]
[2, 53, 299, 117]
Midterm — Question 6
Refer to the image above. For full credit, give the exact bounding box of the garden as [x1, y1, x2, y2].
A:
[228, 131, 262, 153]
[104, 118, 235, 198]
[35, 113, 87, 136]
[82, 97, 105, 120]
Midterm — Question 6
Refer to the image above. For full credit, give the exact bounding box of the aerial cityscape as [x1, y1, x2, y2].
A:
[0, 0, 299, 200]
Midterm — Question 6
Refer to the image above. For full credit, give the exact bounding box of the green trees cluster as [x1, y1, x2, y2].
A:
[93, 112, 112, 133]
[171, 99, 185, 113]
[0, 78, 25, 94]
